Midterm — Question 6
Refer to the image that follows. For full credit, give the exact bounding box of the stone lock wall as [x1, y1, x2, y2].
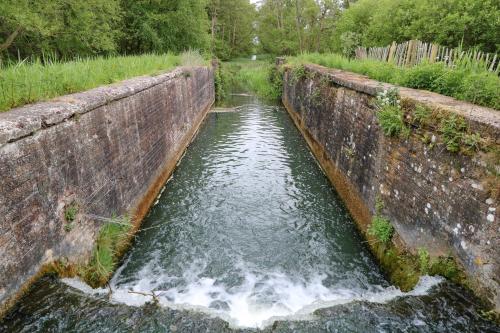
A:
[0, 66, 215, 314]
[282, 64, 499, 310]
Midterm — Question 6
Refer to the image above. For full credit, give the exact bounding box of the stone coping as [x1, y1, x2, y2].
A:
[0, 66, 203, 146]
[298, 64, 500, 142]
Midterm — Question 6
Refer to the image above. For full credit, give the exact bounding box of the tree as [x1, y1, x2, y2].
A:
[256, 0, 339, 55]
[0, 0, 122, 59]
[208, 0, 256, 60]
[333, 0, 500, 54]
[120, 0, 210, 55]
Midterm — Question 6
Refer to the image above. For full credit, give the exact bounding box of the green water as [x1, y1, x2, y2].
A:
[1, 93, 497, 332]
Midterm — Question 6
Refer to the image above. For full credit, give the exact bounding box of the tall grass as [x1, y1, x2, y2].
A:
[223, 60, 281, 100]
[179, 49, 208, 67]
[288, 53, 499, 110]
[0, 53, 184, 112]
[81, 216, 132, 288]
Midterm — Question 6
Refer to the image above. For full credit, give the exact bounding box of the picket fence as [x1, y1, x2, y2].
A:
[355, 40, 499, 73]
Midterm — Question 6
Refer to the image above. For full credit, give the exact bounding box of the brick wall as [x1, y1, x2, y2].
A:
[0, 66, 214, 313]
[282, 64, 499, 310]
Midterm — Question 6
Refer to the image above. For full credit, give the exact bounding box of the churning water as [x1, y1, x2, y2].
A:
[1, 93, 498, 332]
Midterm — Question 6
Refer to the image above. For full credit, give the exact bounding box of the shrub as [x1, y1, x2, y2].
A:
[268, 66, 284, 100]
[368, 215, 394, 243]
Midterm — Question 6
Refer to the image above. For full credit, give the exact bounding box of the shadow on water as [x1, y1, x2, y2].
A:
[1, 88, 498, 333]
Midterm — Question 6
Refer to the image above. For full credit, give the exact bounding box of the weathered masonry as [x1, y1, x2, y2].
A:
[0, 66, 215, 315]
[282, 63, 499, 310]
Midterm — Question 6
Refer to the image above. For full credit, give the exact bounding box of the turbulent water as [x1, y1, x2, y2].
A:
[1, 93, 498, 332]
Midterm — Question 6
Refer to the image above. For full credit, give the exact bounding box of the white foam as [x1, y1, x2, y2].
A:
[62, 262, 444, 329]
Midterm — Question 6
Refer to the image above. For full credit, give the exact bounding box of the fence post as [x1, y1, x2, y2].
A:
[387, 42, 396, 62]
[430, 44, 438, 63]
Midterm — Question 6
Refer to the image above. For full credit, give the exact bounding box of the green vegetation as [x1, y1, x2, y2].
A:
[1, 0, 256, 62]
[64, 202, 79, 223]
[374, 88, 410, 137]
[64, 202, 79, 232]
[367, 198, 394, 243]
[0, 0, 212, 60]
[208, 0, 256, 60]
[257, 0, 339, 55]
[81, 215, 132, 287]
[368, 216, 394, 243]
[439, 115, 468, 153]
[333, 0, 499, 54]
[287, 53, 499, 110]
[418, 248, 430, 274]
[365, 199, 465, 291]
[256, 0, 498, 56]
[0, 53, 182, 112]
[217, 60, 283, 101]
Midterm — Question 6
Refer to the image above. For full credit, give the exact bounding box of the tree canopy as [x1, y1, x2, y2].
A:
[1, 0, 498, 60]
[0, 0, 122, 58]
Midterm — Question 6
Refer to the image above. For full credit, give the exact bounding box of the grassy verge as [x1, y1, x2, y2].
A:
[287, 53, 499, 110]
[0, 51, 207, 113]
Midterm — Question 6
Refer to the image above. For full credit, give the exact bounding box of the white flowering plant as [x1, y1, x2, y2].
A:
[375, 87, 401, 109]
[374, 87, 409, 137]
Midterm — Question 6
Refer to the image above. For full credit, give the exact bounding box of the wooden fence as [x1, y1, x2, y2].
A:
[355, 40, 499, 73]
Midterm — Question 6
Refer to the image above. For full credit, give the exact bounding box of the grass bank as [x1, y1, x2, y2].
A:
[287, 53, 499, 110]
[0, 51, 206, 113]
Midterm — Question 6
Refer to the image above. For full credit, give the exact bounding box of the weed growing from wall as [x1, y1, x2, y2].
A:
[418, 248, 430, 274]
[290, 65, 307, 85]
[375, 88, 410, 138]
[81, 215, 132, 287]
[64, 202, 79, 222]
[368, 216, 394, 243]
[64, 202, 79, 232]
[439, 114, 467, 152]
[368, 198, 394, 243]
[268, 65, 284, 100]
